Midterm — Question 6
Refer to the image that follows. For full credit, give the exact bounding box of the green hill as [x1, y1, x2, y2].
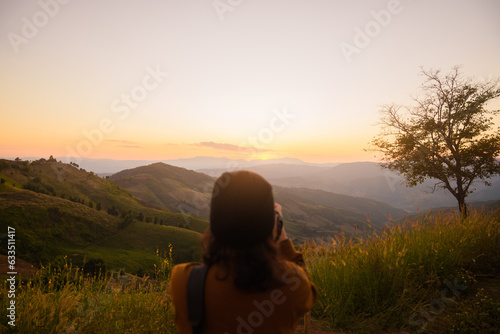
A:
[0, 158, 207, 273]
[109, 162, 214, 221]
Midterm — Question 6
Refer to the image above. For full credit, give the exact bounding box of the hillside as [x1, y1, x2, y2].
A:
[109, 162, 214, 220]
[0, 158, 207, 271]
[274, 186, 406, 233]
[0, 158, 208, 232]
[83, 221, 202, 274]
[0, 190, 120, 265]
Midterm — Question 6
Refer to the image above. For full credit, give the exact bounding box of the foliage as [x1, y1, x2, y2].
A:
[371, 66, 500, 215]
[107, 205, 120, 216]
[0, 250, 176, 333]
[444, 287, 500, 334]
[304, 209, 500, 333]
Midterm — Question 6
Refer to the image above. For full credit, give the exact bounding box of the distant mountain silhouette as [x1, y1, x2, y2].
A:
[23, 156, 336, 174]
[198, 163, 330, 178]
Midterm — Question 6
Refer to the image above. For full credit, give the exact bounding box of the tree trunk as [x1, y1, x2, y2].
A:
[456, 171, 468, 217]
[457, 195, 468, 218]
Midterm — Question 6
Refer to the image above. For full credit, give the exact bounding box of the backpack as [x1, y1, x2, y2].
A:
[187, 265, 210, 334]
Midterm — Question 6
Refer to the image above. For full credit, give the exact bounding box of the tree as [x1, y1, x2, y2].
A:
[107, 205, 119, 216]
[120, 211, 134, 229]
[371, 66, 500, 216]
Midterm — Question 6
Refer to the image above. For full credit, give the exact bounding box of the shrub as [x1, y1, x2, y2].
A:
[83, 258, 106, 278]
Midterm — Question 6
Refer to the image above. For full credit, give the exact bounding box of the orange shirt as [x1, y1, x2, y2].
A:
[170, 239, 317, 333]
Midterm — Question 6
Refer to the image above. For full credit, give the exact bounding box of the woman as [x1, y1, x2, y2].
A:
[170, 170, 317, 333]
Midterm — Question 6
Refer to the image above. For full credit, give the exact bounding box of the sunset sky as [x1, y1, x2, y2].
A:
[1, 0, 499, 163]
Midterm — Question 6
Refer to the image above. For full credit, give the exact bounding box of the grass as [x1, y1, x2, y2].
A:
[83, 221, 203, 273]
[303, 209, 500, 333]
[1, 250, 177, 333]
[0, 189, 204, 272]
[1, 209, 498, 333]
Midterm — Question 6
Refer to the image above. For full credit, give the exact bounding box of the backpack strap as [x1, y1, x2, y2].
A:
[187, 264, 210, 334]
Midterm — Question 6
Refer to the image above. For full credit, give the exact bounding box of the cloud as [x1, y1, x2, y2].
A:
[197, 141, 270, 153]
[104, 140, 142, 148]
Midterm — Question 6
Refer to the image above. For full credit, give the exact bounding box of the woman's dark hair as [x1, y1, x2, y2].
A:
[201, 228, 284, 292]
[203, 170, 285, 292]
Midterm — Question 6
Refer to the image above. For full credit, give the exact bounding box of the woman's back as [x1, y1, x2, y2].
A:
[170, 239, 316, 333]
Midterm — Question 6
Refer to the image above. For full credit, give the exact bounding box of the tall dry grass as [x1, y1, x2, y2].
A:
[1, 247, 176, 333]
[303, 209, 500, 333]
[1, 210, 498, 333]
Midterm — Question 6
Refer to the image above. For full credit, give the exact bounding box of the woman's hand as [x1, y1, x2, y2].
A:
[274, 203, 288, 243]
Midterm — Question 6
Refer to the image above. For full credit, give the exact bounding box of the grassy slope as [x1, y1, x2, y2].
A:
[76, 221, 202, 274]
[109, 162, 214, 220]
[0, 190, 203, 270]
[0, 159, 206, 272]
[0, 190, 120, 263]
[0, 159, 208, 233]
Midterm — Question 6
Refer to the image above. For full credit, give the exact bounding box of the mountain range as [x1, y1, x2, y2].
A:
[199, 161, 500, 211]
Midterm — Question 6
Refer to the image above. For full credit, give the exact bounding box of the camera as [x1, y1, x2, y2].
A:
[275, 210, 283, 241]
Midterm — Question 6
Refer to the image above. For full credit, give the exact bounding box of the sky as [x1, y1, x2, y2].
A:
[1, 0, 499, 164]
